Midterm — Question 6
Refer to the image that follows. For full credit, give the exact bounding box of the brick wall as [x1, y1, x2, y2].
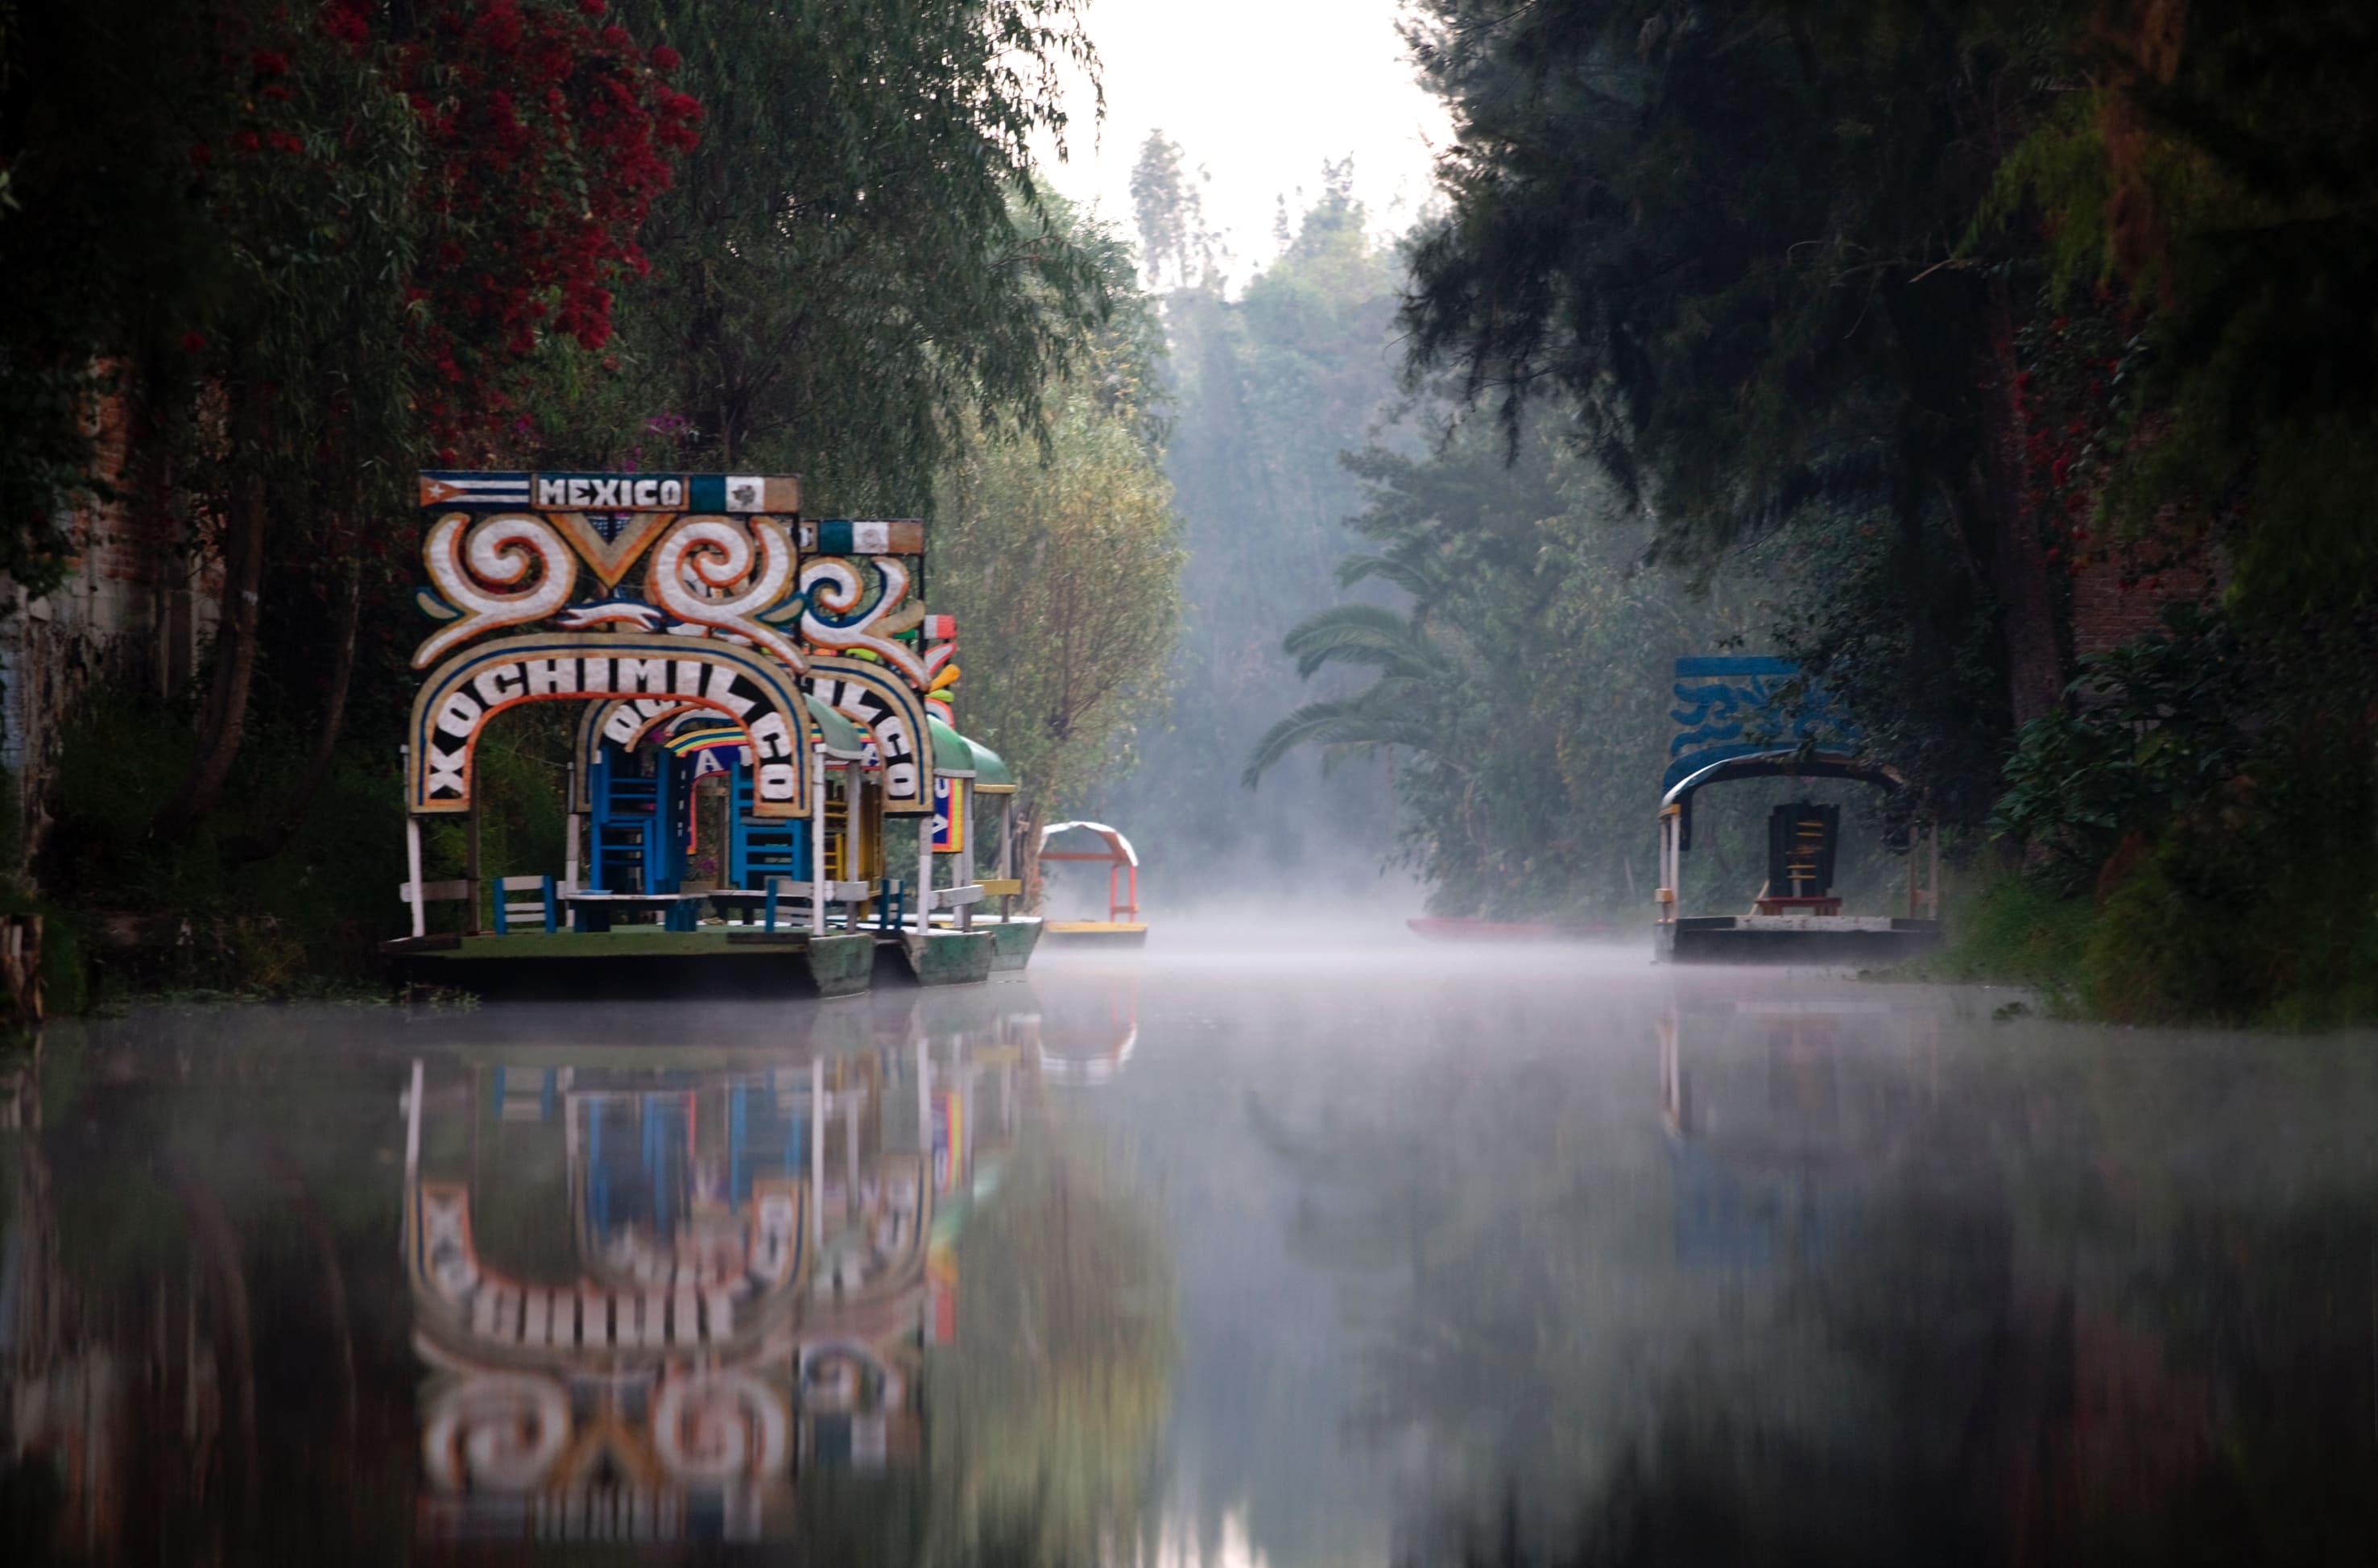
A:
[2068, 520, 2219, 660]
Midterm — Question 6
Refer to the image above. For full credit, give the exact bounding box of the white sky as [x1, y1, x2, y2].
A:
[1035, 0, 1450, 284]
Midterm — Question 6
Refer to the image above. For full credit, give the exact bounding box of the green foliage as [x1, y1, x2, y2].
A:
[29, 691, 561, 998]
[607, 0, 1109, 507]
[0, 0, 225, 593]
[933, 203, 1183, 840]
[2080, 727, 2378, 1028]
[1104, 159, 1408, 890]
[1974, 605, 2377, 1024]
[1974, 1, 2378, 624]
[1894, 871, 2094, 1010]
[1396, 0, 2086, 824]
[1247, 412, 1761, 916]
[1990, 605, 2255, 883]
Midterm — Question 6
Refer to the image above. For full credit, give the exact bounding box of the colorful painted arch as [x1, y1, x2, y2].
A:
[407, 632, 814, 817]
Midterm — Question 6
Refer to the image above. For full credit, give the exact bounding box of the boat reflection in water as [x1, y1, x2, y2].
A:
[1036, 970, 1139, 1089]
[0, 983, 1152, 1565]
[403, 993, 1044, 1545]
[1657, 996, 1935, 1272]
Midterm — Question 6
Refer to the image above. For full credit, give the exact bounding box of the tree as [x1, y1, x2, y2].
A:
[1247, 412, 1749, 916]
[1129, 130, 1218, 292]
[0, 0, 698, 843]
[597, 0, 1108, 510]
[1104, 167, 1408, 892]
[1977, 0, 2378, 624]
[933, 352, 1183, 894]
[1398, 1, 2069, 821]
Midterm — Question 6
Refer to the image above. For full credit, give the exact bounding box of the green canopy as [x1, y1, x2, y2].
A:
[927, 715, 975, 776]
[966, 736, 1016, 792]
[804, 694, 868, 758]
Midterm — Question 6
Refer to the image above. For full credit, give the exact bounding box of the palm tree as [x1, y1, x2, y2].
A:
[1240, 553, 1469, 788]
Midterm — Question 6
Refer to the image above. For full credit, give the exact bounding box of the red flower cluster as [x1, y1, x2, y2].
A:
[184, 2, 696, 462]
[2014, 303, 2138, 578]
[385, 0, 700, 453]
[321, 2, 370, 48]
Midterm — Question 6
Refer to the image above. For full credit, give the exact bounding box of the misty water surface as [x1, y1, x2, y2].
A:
[5, 933, 2375, 1565]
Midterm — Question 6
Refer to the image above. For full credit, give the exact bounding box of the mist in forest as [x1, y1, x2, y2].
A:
[1094, 141, 1797, 921]
[1086, 150, 1407, 903]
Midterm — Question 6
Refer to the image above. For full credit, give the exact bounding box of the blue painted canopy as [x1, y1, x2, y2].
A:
[1665, 656, 1863, 794]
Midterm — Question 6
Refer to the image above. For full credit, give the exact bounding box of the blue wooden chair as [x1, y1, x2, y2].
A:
[490, 875, 558, 934]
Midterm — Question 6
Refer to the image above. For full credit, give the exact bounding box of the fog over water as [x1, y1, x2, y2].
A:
[6, 940, 2376, 1563]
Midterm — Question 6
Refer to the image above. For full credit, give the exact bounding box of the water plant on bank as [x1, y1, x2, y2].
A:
[1918, 605, 2378, 1027]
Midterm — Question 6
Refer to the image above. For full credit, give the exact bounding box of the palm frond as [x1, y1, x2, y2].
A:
[1240, 697, 1444, 788]
[1335, 550, 1444, 602]
[1280, 602, 1450, 680]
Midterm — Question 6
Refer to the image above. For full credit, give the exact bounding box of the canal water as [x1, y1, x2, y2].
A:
[3, 935, 2374, 1564]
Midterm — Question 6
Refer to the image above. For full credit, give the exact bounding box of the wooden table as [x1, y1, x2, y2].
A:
[698, 889, 771, 925]
[1752, 894, 1842, 916]
[562, 891, 701, 933]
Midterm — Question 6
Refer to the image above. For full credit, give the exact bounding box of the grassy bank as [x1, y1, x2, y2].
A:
[1895, 864, 2378, 1030]
[20, 695, 572, 1007]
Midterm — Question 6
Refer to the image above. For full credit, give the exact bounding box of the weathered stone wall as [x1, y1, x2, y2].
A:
[0, 382, 220, 875]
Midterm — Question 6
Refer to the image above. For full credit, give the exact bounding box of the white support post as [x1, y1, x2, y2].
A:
[914, 1032, 931, 1158]
[915, 816, 931, 941]
[565, 812, 581, 894]
[844, 1090, 859, 1222]
[809, 746, 825, 937]
[809, 1057, 825, 1237]
[406, 815, 427, 938]
[853, 776, 871, 899]
[403, 1057, 424, 1189]
[1655, 810, 1675, 925]
[957, 780, 974, 933]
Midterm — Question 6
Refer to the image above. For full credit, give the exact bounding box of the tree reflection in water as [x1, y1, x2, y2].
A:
[925, 1132, 1177, 1566]
[1247, 996, 2378, 1567]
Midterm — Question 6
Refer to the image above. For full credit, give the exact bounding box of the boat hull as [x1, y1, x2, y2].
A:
[1044, 921, 1148, 947]
[383, 927, 878, 997]
[1655, 915, 1945, 966]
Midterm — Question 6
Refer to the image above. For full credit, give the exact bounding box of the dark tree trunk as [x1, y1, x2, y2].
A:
[225, 562, 359, 863]
[150, 383, 267, 842]
[1971, 282, 2067, 731]
[1019, 797, 1047, 913]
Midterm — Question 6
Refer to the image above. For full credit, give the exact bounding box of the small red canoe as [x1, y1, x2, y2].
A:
[1407, 917, 1617, 943]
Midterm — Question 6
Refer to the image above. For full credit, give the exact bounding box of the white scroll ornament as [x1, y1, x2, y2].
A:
[413, 511, 579, 668]
[799, 556, 927, 683]
[652, 1371, 790, 1482]
[647, 516, 804, 670]
[421, 1372, 572, 1491]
